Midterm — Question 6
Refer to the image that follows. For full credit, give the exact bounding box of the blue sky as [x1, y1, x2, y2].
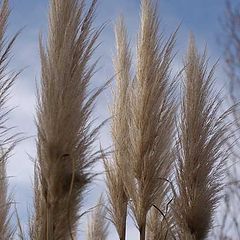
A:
[4, 0, 235, 239]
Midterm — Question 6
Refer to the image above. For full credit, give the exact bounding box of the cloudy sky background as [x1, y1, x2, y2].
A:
[4, 0, 234, 238]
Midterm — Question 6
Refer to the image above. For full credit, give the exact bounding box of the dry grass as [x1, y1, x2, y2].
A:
[174, 35, 230, 240]
[0, 0, 234, 239]
[32, 0, 105, 239]
[0, 0, 20, 239]
[0, 152, 14, 240]
[146, 188, 175, 240]
[103, 17, 130, 240]
[87, 196, 108, 240]
[109, 1, 177, 239]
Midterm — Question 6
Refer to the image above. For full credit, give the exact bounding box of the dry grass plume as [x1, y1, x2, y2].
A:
[174, 36, 230, 240]
[32, 0, 105, 239]
[114, 0, 177, 239]
[87, 196, 108, 240]
[103, 17, 130, 240]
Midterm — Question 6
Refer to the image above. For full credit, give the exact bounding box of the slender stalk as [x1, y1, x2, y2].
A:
[139, 217, 146, 240]
[104, 17, 130, 240]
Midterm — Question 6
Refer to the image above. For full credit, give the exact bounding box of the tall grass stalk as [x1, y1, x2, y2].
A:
[115, 1, 177, 239]
[104, 17, 130, 240]
[32, 0, 104, 239]
[174, 36, 230, 240]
